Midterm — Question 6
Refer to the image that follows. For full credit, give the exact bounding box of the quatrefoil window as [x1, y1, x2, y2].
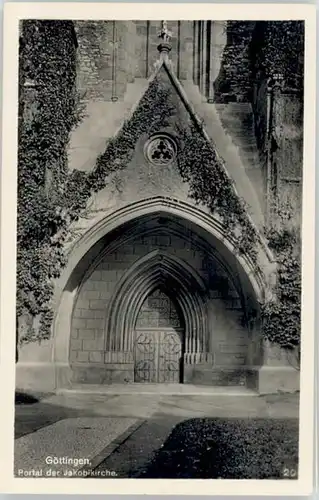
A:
[145, 134, 177, 166]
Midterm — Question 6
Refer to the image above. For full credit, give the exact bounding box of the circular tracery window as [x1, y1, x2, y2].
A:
[144, 134, 177, 165]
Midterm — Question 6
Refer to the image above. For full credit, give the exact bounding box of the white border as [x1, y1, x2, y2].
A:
[0, 3, 316, 496]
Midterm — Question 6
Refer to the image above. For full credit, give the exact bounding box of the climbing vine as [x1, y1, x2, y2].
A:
[175, 122, 259, 265]
[250, 21, 304, 89]
[261, 205, 301, 354]
[214, 21, 256, 103]
[18, 41, 264, 346]
[18, 49, 176, 343]
[17, 20, 79, 343]
[62, 77, 176, 220]
[20, 20, 296, 347]
[214, 20, 304, 103]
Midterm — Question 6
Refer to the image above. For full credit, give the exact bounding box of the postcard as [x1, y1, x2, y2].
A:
[0, 2, 316, 496]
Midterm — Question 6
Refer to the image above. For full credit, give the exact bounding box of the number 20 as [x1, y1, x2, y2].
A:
[283, 468, 297, 478]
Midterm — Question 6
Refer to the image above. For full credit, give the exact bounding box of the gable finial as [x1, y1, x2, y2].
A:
[157, 21, 172, 62]
[158, 21, 172, 43]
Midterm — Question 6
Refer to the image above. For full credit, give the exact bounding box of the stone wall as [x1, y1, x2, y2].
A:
[16, 20, 302, 395]
[252, 77, 269, 180]
[132, 21, 194, 80]
[249, 21, 304, 225]
[75, 21, 114, 102]
[75, 20, 137, 102]
[70, 228, 252, 385]
[272, 90, 303, 223]
[75, 20, 194, 104]
[213, 21, 256, 103]
[251, 78, 303, 224]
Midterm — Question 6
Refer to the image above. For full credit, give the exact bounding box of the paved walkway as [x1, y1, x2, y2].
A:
[14, 417, 139, 478]
[60, 383, 257, 395]
[14, 390, 299, 479]
[46, 390, 299, 419]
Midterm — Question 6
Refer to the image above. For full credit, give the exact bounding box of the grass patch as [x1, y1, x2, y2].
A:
[138, 418, 299, 479]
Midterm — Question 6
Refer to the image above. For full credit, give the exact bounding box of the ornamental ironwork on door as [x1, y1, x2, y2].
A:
[134, 288, 184, 383]
[134, 329, 182, 383]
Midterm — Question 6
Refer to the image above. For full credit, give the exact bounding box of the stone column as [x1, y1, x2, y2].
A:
[258, 339, 300, 394]
[16, 313, 56, 392]
[178, 21, 194, 81]
[183, 352, 214, 385]
[193, 21, 200, 85]
[207, 21, 227, 103]
[245, 313, 263, 390]
[199, 21, 208, 96]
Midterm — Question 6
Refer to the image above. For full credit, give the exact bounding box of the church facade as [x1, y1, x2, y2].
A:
[16, 20, 303, 394]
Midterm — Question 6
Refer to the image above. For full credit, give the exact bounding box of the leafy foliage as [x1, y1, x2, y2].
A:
[17, 20, 78, 342]
[19, 22, 300, 352]
[18, 58, 175, 342]
[62, 77, 175, 218]
[18, 35, 263, 345]
[248, 21, 304, 353]
[250, 21, 304, 89]
[214, 21, 256, 103]
[261, 207, 301, 351]
[214, 20, 304, 103]
[176, 123, 259, 265]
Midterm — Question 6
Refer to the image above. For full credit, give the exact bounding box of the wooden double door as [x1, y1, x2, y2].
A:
[134, 329, 183, 383]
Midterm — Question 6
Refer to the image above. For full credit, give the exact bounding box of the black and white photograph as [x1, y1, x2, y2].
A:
[0, 3, 316, 496]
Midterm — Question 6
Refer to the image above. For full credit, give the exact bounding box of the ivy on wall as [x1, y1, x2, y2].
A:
[213, 20, 304, 104]
[249, 21, 304, 89]
[18, 38, 264, 346]
[65, 76, 263, 305]
[17, 20, 79, 342]
[19, 21, 301, 352]
[249, 21, 304, 355]
[64, 74, 262, 275]
[261, 206, 301, 354]
[63, 77, 175, 219]
[213, 21, 256, 103]
[18, 57, 176, 342]
[175, 123, 259, 265]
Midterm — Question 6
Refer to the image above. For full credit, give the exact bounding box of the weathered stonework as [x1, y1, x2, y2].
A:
[68, 226, 252, 385]
[16, 20, 302, 394]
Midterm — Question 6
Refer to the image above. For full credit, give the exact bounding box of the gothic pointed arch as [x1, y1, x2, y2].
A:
[105, 250, 208, 355]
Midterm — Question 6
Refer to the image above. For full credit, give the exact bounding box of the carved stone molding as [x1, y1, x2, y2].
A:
[144, 134, 178, 166]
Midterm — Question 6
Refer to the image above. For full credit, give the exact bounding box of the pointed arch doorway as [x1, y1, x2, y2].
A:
[105, 249, 208, 385]
[134, 287, 185, 383]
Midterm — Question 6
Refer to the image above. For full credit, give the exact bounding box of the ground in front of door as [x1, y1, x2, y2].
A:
[14, 390, 299, 479]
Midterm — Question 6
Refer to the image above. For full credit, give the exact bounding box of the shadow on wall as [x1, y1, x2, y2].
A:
[213, 21, 256, 104]
[134, 417, 299, 479]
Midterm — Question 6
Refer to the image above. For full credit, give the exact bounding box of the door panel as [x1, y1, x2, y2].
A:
[134, 330, 182, 383]
[158, 331, 182, 383]
[134, 331, 158, 383]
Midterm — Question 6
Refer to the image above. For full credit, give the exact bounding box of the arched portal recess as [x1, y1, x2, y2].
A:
[105, 250, 208, 384]
[53, 197, 271, 388]
[106, 250, 207, 354]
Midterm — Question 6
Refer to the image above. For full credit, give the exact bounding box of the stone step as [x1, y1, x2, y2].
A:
[58, 384, 258, 396]
[180, 82, 265, 223]
[215, 106, 260, 155]
[215, 102, 253, 113]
